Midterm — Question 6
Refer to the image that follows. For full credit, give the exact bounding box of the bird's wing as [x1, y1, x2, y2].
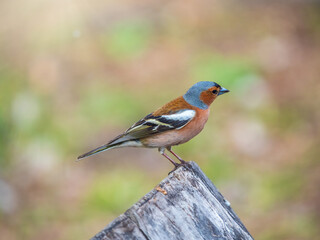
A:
[108, 109, 196, 145]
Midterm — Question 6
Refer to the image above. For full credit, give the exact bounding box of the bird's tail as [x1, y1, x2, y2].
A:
[77, 143, 115, 160]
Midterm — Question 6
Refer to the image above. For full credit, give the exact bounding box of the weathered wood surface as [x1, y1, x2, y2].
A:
[91, 162, 253, 240]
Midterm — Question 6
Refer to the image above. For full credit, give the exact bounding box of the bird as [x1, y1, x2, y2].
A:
[78, 81, 229, 170]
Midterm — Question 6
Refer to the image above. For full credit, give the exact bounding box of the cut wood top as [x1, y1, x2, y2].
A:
[91, 162, 253, 240]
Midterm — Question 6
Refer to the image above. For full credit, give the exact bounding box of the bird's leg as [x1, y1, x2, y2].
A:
[166, 147, 187, 164]
[158, 147, 179, 166]
[158, 147, 180, 173]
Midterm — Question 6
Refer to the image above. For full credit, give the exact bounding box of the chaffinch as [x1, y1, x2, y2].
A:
[78, 81, 229, 170]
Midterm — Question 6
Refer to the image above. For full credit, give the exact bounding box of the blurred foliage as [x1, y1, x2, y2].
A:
[0, 1, 320, 240]
[79, 84, 144, 125]
[85, 170, 153, 215]
[203, 154, 236, 182]
[190, 53, 258, 89]
[254, 169, 304, 209]
[100, 20, 152, 60]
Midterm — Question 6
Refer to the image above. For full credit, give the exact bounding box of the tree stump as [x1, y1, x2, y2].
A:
[91, 161, 253, 240]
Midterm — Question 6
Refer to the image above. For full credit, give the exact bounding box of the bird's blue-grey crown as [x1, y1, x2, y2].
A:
[183, 81, 221, 109]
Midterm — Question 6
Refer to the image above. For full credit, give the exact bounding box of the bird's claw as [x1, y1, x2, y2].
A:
[167, 161, 189, 175]
[179, 159, 188, 164]
[168, 165, 179, 175]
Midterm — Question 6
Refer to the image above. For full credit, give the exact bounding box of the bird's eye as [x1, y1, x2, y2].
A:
[212, 90, 218, 94]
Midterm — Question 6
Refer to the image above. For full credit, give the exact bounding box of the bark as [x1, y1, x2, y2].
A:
[91, 161, 253, 240]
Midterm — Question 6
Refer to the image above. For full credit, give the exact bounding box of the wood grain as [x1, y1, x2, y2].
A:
[91, 162, 253, 240]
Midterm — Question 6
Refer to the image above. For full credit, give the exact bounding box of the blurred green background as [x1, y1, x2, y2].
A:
[1, 0, 320, 239]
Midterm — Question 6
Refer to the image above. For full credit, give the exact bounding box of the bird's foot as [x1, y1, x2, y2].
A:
[178, 159, 188, 164]
[167, 161, 190, 175]
[168, 163, 180, 175]
[166, 147, 188, 165]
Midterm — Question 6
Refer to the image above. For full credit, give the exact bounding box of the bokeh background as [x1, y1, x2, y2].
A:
[1, 0, 320, 239]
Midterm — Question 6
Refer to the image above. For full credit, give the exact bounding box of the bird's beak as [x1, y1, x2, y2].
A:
[218, 87, 230, 96]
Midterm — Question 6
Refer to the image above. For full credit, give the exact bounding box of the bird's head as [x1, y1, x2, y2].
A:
[183, 81, 229, 109]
